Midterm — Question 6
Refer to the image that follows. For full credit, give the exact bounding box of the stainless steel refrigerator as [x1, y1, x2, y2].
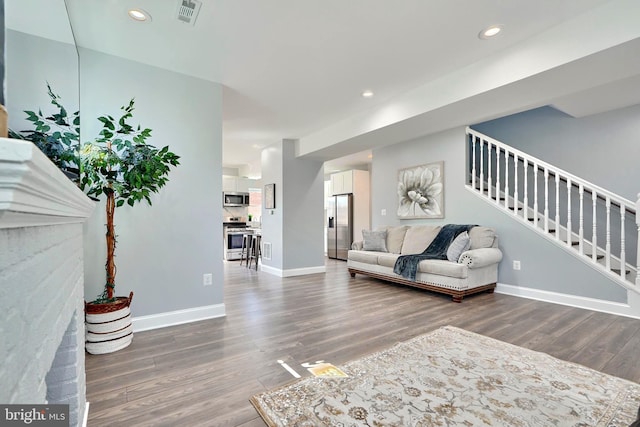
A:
[327, 193, 353, 260]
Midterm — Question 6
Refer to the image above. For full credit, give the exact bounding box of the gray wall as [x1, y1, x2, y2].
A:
[79, 48, 223, 316]
[472, 105, 640, 201]
[282, 140, 324, 270]
[5, 29, 78, 133]
[261, 139, 325, 272]
[371, 127, 626, 302]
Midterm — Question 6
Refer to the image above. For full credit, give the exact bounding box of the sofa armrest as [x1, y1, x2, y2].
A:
[458, 248, 503, 268]
[352, 241, 363, 250]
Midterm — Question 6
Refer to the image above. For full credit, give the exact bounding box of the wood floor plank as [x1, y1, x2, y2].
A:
[86, 259, 640, 426]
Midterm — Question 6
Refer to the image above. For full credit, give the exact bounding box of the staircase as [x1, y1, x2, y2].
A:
[466, 128, 639, 292]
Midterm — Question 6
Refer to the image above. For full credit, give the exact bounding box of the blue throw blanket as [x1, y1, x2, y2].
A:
[393, 224, 476, 281]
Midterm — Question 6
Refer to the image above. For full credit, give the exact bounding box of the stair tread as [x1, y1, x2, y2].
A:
[611, 268, 632, 275]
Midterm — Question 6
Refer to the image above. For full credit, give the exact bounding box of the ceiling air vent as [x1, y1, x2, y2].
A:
[176, 0, 202, 26]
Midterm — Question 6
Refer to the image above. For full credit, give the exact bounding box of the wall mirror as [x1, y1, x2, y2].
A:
[5, 0, 79, 142]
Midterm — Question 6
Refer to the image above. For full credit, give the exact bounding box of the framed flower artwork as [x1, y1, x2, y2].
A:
[397, 162, 444, 219]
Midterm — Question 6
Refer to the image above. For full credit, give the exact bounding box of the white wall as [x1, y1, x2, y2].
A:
[371, 127, 627, 303]
[79, 48, 224, 317]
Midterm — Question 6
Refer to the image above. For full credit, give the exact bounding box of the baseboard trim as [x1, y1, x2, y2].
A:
[131, 303, 226, 332]
[496, 283, 640, 319]
[260, 264, 326, 277]
[83, 402, 89, 427]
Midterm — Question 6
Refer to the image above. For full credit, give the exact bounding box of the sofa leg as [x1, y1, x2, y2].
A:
[486, 288, 495, 294]
[452, 295, 463, 303]
[348, 269, 356, 278]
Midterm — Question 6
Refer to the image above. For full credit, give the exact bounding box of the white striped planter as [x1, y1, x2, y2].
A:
[85, 292, 134, 355]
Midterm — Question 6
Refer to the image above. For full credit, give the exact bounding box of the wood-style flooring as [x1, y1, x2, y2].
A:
[86, 259, 640, 426]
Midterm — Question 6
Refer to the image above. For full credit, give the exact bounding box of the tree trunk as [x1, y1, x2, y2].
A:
[105, 188, 116, 300]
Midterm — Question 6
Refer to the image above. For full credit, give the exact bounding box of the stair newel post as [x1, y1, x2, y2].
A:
[479, 139, 484, 194]
[592, 191, 598, 263]
[533, 163, 539, 228]
[567, 178, 572, 247]
[495, 147, 501, 206]
[636, 193, 639, 287]
[579, 184, 584, 255]
[504, 149, 510, 210]
[513, 154, 519, 216]
[620, 204, 625, 279]
[544, 168, 550, 233]
[605, 197, 611, 270]
[555, 173, 560, 240]
[523, 160, 528, 221]
[471, 135, 476, 190]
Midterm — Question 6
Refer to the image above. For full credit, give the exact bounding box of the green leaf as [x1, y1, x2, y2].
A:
[116, 199, 125, 207]
[127, 198, 135, 207]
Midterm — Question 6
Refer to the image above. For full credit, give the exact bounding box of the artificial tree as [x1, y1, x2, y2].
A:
[12, 84, 180, 306]
[9, 83, 81, 176]
[80, 99, 180, 304]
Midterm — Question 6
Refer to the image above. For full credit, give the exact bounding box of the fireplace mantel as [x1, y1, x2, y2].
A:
[0, 137, 95, 228]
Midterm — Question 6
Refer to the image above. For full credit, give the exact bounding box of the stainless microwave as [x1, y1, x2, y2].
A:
[223, 192, 250, 207]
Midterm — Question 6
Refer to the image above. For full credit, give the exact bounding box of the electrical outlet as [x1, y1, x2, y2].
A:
[203, 273, 213, 286]
[513, 260, 521, 271]
[381, 209, 387, 216]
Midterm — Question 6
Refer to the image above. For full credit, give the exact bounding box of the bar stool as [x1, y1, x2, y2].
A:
[240, 233, 253, 267]
[248, 234, 262, 270]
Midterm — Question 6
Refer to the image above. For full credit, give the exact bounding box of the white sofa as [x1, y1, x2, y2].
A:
[347, 225, 503, 302]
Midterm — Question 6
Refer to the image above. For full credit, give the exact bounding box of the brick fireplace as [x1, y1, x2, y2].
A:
[0, 139, 95, 426]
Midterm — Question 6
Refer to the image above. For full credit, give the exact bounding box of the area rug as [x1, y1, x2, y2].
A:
[250, 326, 640, 426]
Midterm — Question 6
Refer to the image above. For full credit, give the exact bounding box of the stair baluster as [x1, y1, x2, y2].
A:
[471, 135, 476, 191]
[495, 148, 501, 207]
[504, 149, 510, 211]
[488, 143, 493, 200]
[579, 184, 584, 255]
[479, 141, 484, 195]
[544, 168, 550, 233]
[533, 164, 539, 228]
[567, 178, 572, 247]
[555, 173, 560, 240]
[523, 160, 529, 222]
[620, 204, 626, 279]
[606, 197, 611, 270]
[514, 154, 519, 216]
[592, 192, 598, 263]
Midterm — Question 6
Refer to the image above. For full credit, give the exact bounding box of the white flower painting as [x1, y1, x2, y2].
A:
[397, 162, 444, 219]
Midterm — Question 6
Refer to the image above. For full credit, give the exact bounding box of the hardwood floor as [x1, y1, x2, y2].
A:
[86, 259, 640, 426]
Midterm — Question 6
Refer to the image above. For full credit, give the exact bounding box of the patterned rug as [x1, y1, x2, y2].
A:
[250, 326, 640, 426]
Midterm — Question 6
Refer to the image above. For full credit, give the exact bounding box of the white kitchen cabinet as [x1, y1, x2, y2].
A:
[223, 176, 250, 192]
[330, 170, 356, 195]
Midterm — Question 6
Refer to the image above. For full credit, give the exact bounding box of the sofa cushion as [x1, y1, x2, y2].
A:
[446, 231, 471, 262]
[362, 230, 388, 252]
[417, 259, 468, 279]
[468, 227, 496, 249]
[348, 251, 381, 264]
[400, 225, 441, 254]
[377, 253, 401, 268]
[376, 225, 409, 254]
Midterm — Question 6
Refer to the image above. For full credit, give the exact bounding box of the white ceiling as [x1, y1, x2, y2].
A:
[9, 0, 640, 176]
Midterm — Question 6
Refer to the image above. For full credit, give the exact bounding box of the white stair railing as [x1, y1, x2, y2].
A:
[467, 127, 638, 289]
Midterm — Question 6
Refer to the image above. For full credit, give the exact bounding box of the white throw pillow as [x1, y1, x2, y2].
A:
[362, 229, 388, 252]
[447, 231, 471, 262]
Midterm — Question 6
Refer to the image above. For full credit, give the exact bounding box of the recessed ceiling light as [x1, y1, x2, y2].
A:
[362, 90, 374, 98]
[478, 25, 502, 40]
[128, 9, 151, 22]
